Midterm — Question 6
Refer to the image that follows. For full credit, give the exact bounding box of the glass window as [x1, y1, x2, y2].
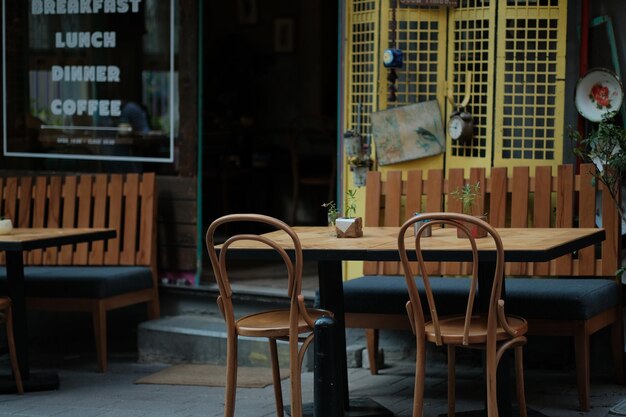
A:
[3, 0, 179, 167]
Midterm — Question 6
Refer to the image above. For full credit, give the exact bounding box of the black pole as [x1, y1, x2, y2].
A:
[314, 315, 341, 417]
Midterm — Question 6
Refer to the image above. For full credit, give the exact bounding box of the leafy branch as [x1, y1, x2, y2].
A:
[450, 182, 481, 215]
[570, 112, 626, 225]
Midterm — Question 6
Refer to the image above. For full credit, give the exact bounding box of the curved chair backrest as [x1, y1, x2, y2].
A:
[397, 212, 505, 346]
[205, 213, 304, 325]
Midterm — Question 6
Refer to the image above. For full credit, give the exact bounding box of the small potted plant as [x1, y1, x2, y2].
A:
[0, 217, 13, 235]
[335, 189, 363, 238]
[449, 182, 487, 238]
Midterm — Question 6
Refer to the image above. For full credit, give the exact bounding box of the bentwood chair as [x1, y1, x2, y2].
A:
[0, 297, 23, 394]
[205, 214, 332, 417]
[398, 213, 527, 417]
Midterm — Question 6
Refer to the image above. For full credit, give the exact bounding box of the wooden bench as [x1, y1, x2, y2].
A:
[0, 173, 160, 372]
[344, 164, 624, 411]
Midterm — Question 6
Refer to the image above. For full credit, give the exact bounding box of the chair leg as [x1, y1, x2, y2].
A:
[366, 329, 379, 375]
[269, 338, 284, 417]
[486, 345, 498, 417]
[413, 336, 426, 417]
[610, 310, 625, 384]
[447, 345, 456, 417]
[224, 333, 238, 417]
[5, 306, 23, 394]
[573, 324, 590, 411]
[147, 291, 160, 320]
[92, 304, 107, 373]
[514, 346, 527, 417]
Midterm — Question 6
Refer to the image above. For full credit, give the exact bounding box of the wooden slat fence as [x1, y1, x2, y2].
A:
[363, 163, 620, 277]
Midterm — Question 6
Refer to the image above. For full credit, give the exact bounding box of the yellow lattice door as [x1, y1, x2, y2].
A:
[378, 2, 447, 173]
[342, 0, 568, 182]
[445, 1, 497, 172]
[343, 0, 380, 169]
[493, 0, 567, 169]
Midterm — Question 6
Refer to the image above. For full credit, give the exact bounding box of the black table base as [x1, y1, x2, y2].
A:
[291, 398, 394, 417]
[444, 406, 547, 417]
[0, 372, 59, 393]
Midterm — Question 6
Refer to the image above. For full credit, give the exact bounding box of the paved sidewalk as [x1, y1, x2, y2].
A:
[0, 352, 623, 417]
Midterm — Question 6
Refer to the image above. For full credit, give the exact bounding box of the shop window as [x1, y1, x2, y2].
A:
[3, 0, 180, 170]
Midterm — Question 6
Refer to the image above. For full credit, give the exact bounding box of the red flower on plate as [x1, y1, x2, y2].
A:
[589, 83, 611, 109]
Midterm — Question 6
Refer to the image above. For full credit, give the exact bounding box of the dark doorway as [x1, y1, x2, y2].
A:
[201, 1, 338, 285]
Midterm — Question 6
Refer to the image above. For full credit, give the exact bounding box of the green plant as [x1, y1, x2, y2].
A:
[571, 112, 626, 223]
[344, 189, 358, 218]
[450, 182, 481, 214]
[570, 112, 626, 276]
[321, 201, 338, 224]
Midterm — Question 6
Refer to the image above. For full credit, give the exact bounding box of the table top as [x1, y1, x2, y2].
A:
[0, 228, 116, 251]
[222, 226, 605, 263]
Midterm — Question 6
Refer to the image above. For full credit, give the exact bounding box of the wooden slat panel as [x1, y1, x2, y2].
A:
[444, 169, 465, 275]
[554, 164, 574, 275]
[382, 171, 402, 275]
[577, 163, 596, 276]
[89, 175, 108, 265]
[383, 171, 402, 227]
[404, 170, 423, 277]
[3, 178, 18, 222]
[405, 170, 423, 220]
[447, 169, 464, 214]
[364, 171, 382, 227]
[17, 177, 33, 266]
[44, 176, 63, 265]
[600, 181, 620, 276]
[488, 167, 507, 227]
[29, 177, 49, 264]
[120, 174, 140, 265]
[73, 176, 94, 265]
[469, 168, 486, 216]
[364, 171, 383, 275]
[105, 175, 123, 265]
[509, 166, 529, 275]
[17, 177, 33, 228]
[457, 168, 487, 275]
[424, 169, 443, 275]
[532, 166, 552, 275]
[137, 173, 156, 267]
[60, 177, 78, 265]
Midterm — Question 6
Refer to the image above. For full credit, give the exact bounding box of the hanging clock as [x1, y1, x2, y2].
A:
[448, 110, 473, 145]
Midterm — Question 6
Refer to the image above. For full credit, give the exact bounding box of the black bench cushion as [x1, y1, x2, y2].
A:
[505, 277, 621, 321]
[341, 275, 471, 316]
[0, 266, 153, 298]
[338, 275, 621, 322]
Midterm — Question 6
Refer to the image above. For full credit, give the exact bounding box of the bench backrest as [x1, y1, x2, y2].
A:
[364, 163, 620, 277]
[0, 173, 157, 278]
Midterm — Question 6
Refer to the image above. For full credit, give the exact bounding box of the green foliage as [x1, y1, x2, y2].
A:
[345, 189, 358, 218]
[323, 189, 359, 220]
[450, 182, 481, 214]
[321, 201, 338, 223]
[570, 112, 626, 223]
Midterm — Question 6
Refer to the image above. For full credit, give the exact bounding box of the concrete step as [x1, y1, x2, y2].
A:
[137, 314, 322, 369]
[137, 314, 373, 371]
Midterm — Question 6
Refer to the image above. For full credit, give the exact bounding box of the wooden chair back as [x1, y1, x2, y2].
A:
[205, 213, 309, 328]
[364, 163, 620, 278]
[398, 213, 505, 346]
[0, 173, 157, 277]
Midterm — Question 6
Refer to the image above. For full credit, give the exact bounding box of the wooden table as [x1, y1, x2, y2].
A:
[0, 228, 116, 392]
[226, 226, 605, 417]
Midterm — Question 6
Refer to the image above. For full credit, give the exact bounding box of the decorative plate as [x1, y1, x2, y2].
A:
[574, 68, 624, 122]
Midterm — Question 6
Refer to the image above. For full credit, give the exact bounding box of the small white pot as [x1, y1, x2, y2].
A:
[0, 219, 13, 235]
